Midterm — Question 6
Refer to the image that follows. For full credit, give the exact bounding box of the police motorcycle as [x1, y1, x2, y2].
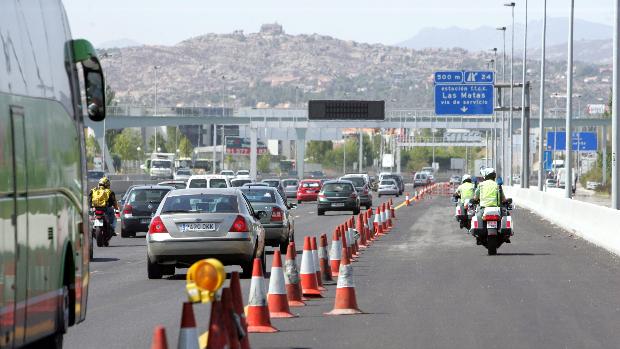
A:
[452, 194, 475, 230]
[469, 176, 514, 255]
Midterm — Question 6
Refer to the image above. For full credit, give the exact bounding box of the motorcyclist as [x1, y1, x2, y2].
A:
[454, 174, 475, 204]
[473, 168, 506, 208]
[89, 177, 119, 236]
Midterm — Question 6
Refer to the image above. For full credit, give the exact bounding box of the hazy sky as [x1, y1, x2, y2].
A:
[63, 0, 614, 46]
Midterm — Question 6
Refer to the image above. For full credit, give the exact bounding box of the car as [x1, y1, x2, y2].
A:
[119, 184, 141, 208]
[120, 185, 174, 238]
[236, 170, 251, 179]
[240, 186, 296, 253]
[378, 179, 400, 197]
[261, 179, 286, 198]
[339, 174, 373, 209]
[173, 168, 192, 181]
[242, 182, 269, 187]
[158, 180, 188, 190]
[381, 173, 405, 194]
[186, 174, 231, 188]
[146, 188, 267, 279]
[586, 181, 601, 190]
[220, 170, 235, 177]
[449, 175, 461, 185]
[317, 180, 360, 215]
[281, 178, 299, 198]
[308, 170, 325, 179]
[297, 179, 322, 202]
[414, 172, 429, 187]
[428, 174, 435, 184]
[230, 178, 252, 187]
[545, 178, 558, 188]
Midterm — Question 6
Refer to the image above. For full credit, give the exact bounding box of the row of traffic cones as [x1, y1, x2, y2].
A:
[151, 198, 412, 349]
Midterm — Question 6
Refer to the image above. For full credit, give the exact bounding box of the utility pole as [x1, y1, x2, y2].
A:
[565, 0, 575, 199]
[497, 26, 507, 176]
[153, 65, 160, 151]
[612, 0, 620, 209]
[520, 0, 529, 187]
[538, 0, 548, 191]
[358, 130, 363, 172]
[212, 124, 217, 174]
[504, 2, 516, 185]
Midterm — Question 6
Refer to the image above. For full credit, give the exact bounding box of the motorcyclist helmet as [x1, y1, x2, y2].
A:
[462, 174, 472, 183]
[483, 168, 496, 180]
[98, 176, 110, 188]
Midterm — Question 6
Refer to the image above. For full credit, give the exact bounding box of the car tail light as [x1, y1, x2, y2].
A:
[483, 215, 501, 221]
[94, 209, 105, 215]
[123, 204, 133, 217]
[271, 207, 283, 222]
[230, 215, 249, 233]
[148, 216, 167, 234]
[506, 216, 512, 229]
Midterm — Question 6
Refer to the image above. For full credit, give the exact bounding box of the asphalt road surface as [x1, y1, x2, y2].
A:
[65, 191, 620, 349]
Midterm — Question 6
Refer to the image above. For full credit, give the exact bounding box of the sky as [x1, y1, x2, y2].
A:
[62, 0, 615, 47]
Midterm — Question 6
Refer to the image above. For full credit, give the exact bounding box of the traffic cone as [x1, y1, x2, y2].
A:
[267, 250, 296, 318]
[300, 236, 323, 297]
[246, 258, 278, 333]
[284, 242, 306, 307]
[351, 217, 360, 256]
[319, 234, 335, 283]
[206, 298, 230, 349]
[150, 325, 169, 349]
[346, 218, 358, 258]
[229, 272, 251, 349]
[340, 224, 349, 259]
[310, 236, 327, 291]
[374, 207, 383, 236]
[324, 247, 363, 316]
[381, 203, 389, 232]
[390, 199, 396, 219]
[178, 302, 199, 349]
[356, 214, 368, 248]
[329, 228, 342, 277]
[364, 211, 373, 243]
[221, 288, 241, 349]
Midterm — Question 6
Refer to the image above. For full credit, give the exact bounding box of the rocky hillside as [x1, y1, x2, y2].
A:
[100, 24, 612, 112]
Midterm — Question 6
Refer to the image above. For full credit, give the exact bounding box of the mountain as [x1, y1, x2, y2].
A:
[97, 38, 142, 49]
[398, 18, 612, 51]
[99, 24, 612, 112]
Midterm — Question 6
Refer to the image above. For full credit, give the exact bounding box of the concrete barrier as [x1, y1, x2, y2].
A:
[503, 186, 620, 257]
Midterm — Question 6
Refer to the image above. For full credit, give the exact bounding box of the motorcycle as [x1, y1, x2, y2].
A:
[469, 198, 514, 255]
[452, 195, 475, 230]
[91, 208, 113, 248]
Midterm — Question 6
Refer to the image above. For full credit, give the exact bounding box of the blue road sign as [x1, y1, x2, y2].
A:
[434, 70, 495, 115]
[543, 150, 553, 171]
[546, 132, 597, 151]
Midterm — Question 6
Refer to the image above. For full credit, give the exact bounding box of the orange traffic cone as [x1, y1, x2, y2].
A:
[310, 236, 327, 291]
[150, 325, 169, 349]
[206, 298, 230, 349]
[325, 247, 363, 316]
[221, 288, 241, 349]
[364, 211, 373, 243]
[351, 217, 360, 256]
[374, 207, 383, 236]
[267, 250, 296, 318]
[178, 302, 199, 349]
[329, 228, 342, 277]
[300, 236, 323, 297]
[340, 224, 351, 260]
[381, 203, 388, 231]
[405, 192, 411, 206]
[246, 258, 278, 333]
[319, 234, 335, 284]
[284, 242, 306, 307]
[390, 199, 396, 219]
[356, 214, 368, 248]
[229, 271, 251, 349]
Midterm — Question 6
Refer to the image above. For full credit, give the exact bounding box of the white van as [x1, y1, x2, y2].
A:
[186, 175, 231, 189]
[414, 172, 429, 187]
[150, 159, 174, 180]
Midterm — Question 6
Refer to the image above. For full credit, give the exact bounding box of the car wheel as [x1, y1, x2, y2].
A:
[317, 210, 325, 216]
[353, 207, 360, 215]
[162, 265, 175, 276]
[147, 257, 163, 279]
[120, 229, 130, 238]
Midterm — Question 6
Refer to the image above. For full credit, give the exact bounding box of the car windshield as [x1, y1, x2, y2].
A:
[177, 169, 191, 175]
[152, 160, 171, 168]
[282, 180, 298, 187]
[231, 179, 251, 187]
[221, 171, 234, 175]
[384, 175, 400, 182]
[87, 171, 105, 180]
[161, 194, 238, 213]
[128, 189, 170, 203]
[322, 183, 353, 193]
[263, 181, 279, 187]
[301, 182, 320, 188]
[237, 171, 249, 175]
[380, 180, 395, 185]
[210, 179, 228, 188]
[240, 189, 277, 203]
[342, 177, 365, 187]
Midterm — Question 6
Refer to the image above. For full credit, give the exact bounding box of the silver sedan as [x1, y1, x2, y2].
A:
[378, 179, 400, 197]
[146, 188, 266, 279]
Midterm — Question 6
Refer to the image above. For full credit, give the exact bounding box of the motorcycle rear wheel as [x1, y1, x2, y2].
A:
[94, 228, 104, 247]
[487, 232, 497, 255]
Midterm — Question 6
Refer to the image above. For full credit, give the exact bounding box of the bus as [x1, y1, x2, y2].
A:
[1, 1, 106, 347]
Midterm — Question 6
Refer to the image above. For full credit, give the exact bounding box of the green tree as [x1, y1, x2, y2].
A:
[85, 134, 101, 167]
[178, 136, 194, 158]
[112, 129, 143, 160]
[148, 134, 168, 153]
[258, 153, 271, 173]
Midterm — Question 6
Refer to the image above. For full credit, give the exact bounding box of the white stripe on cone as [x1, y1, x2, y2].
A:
[284, 258, 300, 286]
[268, 266, 286, 295]
[318, 242, 328, 260]
[248, 276, 267, 306]
[329, 239, 342, 262]
[311, 247, 320, 274]
[300, 249, 315, 274]
[337, 262, 355, 288]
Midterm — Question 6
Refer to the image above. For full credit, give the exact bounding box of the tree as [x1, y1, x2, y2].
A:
[178, 136, 193, 158]
[112, 129, 143, 160]
[148, 134, 168, 153]
[258, 153, 271, 173]
[85, 134, 101, 167]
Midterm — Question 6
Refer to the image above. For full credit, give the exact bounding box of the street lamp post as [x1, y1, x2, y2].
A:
[538, 0, 548, 191]
[497, 26, 507, 177]
[520, 0, 529, 188]
[153, 65, 161, 152]
[613, 0, 620, 209]
[504, 2, 515, 185]
[565, 0, 575, 199]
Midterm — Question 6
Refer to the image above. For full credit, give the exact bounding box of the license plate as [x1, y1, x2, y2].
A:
[487, 221, 498, 228]
[93, 219, 103, 227]
[332, 203, 345, 207]
[140, 218, 151, 224]
[179, 223, 216, 232]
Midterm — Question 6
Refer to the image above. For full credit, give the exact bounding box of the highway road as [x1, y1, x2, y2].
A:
[65, 190, 620, 349]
